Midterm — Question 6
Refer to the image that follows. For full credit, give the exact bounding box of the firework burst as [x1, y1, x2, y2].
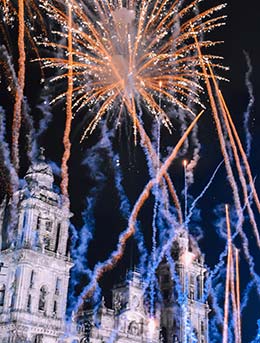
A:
[41, 0, 227, 141]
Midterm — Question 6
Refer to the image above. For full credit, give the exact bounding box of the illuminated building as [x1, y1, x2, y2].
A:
[0, 156, 208, 342]
[0, 151, 72, 343]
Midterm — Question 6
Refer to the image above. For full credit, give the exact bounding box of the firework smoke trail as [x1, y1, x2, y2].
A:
[30, 96, 53, 160]
[60, 0, 73, 206]
[112, 152, 149, 271]
[241, 280, 253, 313]
[183, 159, 188, 221]
[11, 0, 26, 172]
[187, 160, 223, 225]
[73, 111, 203, 314]
[207, 64, 260, 248]
[235, 248, 242, 343]
[218, 91, 260, 213]
[68, 123, 115, 315]
[243, 51, 254, 157]
[229, 246, 239, 343]
[251, 320, 260, 343]
[0, 107, 19, 245]
[192, 33, 260, 285]
[149, 118, 161, 317]
[153, 160, 224, 269]
[136, 117, 183, 224]
[0, 45, 17, 95]
[222, 206, 250, 343]
[0, 107, 19, 197]
[222, 205, 231, 343]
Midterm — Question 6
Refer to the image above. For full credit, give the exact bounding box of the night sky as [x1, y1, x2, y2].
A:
[0, 0, 260, 342]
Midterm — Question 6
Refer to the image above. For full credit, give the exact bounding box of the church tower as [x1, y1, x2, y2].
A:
[0, 150, 73, 343]
[158, 229, 209, 343]
[76, 269, 160, 343]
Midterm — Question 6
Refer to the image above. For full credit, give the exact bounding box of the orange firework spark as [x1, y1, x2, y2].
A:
[11, 0, 25, 172]
[223, 206, 242, 343]
[235, 248, 242, 343]
[60, 0, 73, 205]
[136, 118, 183, 224]
[76, 110, 203, 310]
[222, 204, 231, 343]
[206, 64, 260, 247]
[1, 0, 48, 172]
[41, 0, 226, 141]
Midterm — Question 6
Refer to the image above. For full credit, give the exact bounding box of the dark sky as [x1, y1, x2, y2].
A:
[0, 0, 260, 342]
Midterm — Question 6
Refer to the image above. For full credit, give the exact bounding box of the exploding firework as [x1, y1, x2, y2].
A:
[39, 0, 227, 206]
[41, 0, 227, 140]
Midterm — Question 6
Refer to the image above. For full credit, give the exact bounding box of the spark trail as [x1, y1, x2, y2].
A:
[60, 0, 73, 206]
[11, 0, 26, 172]
[73, 109, 203, 314]
[207, 64, 260, 247]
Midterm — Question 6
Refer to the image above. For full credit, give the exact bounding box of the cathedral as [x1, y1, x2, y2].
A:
[0, 153, 209, 342]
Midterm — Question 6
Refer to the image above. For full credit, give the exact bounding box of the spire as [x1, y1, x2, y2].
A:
[25, 147, 54, 190]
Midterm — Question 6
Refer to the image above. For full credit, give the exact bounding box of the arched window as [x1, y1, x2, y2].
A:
[38, 286, 47, 312]
[0, 284, 5, 307]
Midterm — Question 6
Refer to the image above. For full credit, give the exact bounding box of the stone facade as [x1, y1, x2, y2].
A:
[75, 270, 160, 343]
[0, 152, 72, 343]
[0, 155, 209, 343]
[158, 230, 209, 343]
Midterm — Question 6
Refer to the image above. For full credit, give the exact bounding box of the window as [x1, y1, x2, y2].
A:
[55, 278, 61, 295]
[53, 300, 57, 317]
[55, 223, 61, 252]
[197, 276, 201, 300]
[36, 217, 41, 231]
[44, 237, 51, 250]
[27, 294, 32, 312]
[34, 334, 43, 343]
[0, 285, 5, 307]
[30, 270, 35, 288]
[10, 293, 16, 308]
[46, 221, 52, 232]
[38, 286, 47, 312]
[201, 321, 205, 336]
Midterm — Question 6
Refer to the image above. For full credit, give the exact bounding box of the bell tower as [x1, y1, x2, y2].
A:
[158, 229, 209, 343]
[0, 150, 73, 343]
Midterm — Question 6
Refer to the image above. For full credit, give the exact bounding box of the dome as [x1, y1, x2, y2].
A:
[25, 148, 54, 190]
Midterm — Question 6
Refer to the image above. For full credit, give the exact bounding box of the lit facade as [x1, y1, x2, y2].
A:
[0, 156, 209, 343]
[0, 152, 72, 343]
